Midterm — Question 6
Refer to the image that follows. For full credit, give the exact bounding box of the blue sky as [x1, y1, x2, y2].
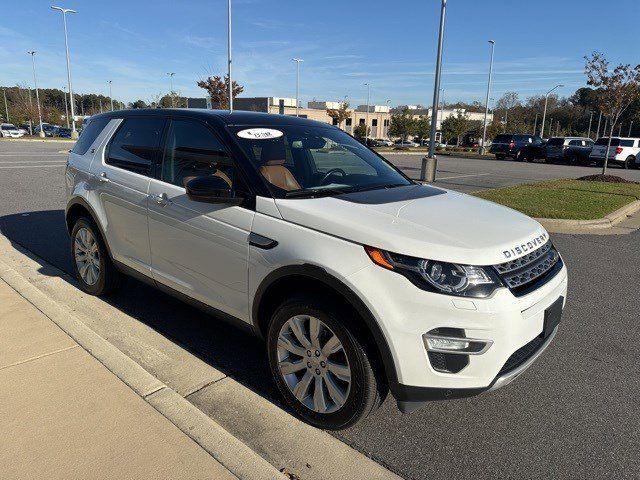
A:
[2, 0, 639, 107]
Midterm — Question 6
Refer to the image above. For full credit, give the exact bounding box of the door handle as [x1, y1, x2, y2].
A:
[98, 172, 110, 183]
[151, 193, 171, 206]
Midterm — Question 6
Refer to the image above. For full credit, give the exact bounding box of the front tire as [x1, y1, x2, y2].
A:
[267, 295, 385, 430]
[71, 217, 123, 296]
[624, 156, 636, 169]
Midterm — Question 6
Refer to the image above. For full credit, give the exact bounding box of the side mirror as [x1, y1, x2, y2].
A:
[184, 175, 243, 205]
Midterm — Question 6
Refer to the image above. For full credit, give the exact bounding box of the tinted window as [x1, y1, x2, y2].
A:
[595, 138, 621, 146]
[107, 117, 165, 175]
[493, 134, 513, 143]
[72, 118, 110, 154]
[514, 135, 531, 142]
[547, 138, 563, 146]
[621, 139, 634, 147]
[161, 119, 234, 188]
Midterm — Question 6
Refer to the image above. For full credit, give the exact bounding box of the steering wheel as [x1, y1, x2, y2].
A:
[319, 168, 347, 185]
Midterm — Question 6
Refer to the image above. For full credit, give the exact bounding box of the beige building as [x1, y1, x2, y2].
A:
[230, 97, 493, 141]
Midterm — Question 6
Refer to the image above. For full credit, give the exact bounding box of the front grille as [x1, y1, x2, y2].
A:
[493, 241, 561, 296]
[498, 335, 546, 376]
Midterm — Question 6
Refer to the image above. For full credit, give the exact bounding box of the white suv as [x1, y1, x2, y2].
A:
[589, 137, 640, 169]
[65, 110, 568, 429]
[0, 123, 25, 138]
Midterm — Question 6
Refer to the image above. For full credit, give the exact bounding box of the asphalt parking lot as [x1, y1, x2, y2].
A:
[1, 140, 639, 479]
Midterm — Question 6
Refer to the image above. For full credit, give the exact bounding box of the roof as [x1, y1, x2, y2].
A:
[91, 108, 331, 128]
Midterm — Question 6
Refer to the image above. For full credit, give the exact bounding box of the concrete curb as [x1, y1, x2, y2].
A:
[535, 199, 640, 232]
[0, 254, 285, 480]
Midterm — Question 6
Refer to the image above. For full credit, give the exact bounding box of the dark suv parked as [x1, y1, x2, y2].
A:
[545, 137, 594, 164]
[490, 134, 545, 161]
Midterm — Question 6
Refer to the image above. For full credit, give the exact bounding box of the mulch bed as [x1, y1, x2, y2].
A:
[577, 174, 639, 184]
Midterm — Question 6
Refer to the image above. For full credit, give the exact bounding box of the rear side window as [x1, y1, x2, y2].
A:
[494, 134, 513, 143]
[71, 117, 110, 155]
[514, 135, 531, 142]
[106, 117, 165, 175]
[620, 139, 634, 147]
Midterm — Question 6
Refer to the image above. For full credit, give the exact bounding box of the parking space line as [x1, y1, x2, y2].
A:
[0, 164, 66, 169]
[0, 153, 66, 157]
[0, 160, 70, 164]
[435, 173, 491, 181]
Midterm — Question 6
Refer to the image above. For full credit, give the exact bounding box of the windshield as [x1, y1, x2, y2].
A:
[1, 125, 16, 130]
[230, 125, 411, 198]
[547, 138, 565, 146]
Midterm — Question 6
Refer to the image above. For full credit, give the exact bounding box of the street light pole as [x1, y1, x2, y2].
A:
[423, 0, 447, 182]
[28, 51, 45, 138]
[292, 58, 303, 117]
[596, 112, 602, 138]
[533, 113, 539, 136]
[63, 86, 69, 128]
[166, 73, 175, 107]
[227, 0, 233, 112]
[108, 80, 114, 111]
[2, 88, 8, 123]
[364, 82, 371, 144]
[587, 112, 593, 139]
[51, 6, 78, 139]
[540, 84, 563, 140]
[480, 40, 495, 154]
[629, 121, 634, 137]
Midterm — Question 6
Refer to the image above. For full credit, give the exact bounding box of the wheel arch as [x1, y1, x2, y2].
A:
[65, 197, 114, 260]
[252, 264, 400, 391]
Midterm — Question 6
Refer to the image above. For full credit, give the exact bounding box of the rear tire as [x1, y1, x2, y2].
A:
[71, 217, 123, 296]
[495, 154, 505, 160]
[624, 156, 635, 169]
[266, 294, 386, 430]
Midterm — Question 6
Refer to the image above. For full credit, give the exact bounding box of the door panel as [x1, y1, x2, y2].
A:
[148, 118, 254, 321]
[95, 117, 165, 275]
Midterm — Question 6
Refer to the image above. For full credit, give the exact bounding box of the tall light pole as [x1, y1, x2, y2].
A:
[28, 51, 45, 138]
[629, 121, 634, 137]
[107, 80, 114, 111]
[364, 82, 371, 144]
[533, 113, 539, 136]
[587, 111, 593, 139]
[227, 0, 233, 112]
[51, 6, 78, 139]
[422, 0, 447, 182]
[2, 88, 8, 123]
[480, 40, 495, 154]
[540, 84, 563, 140]
[63, 86, 70, 128]
[166, 72, 175, 107]
[596, 111, 602, 138]
[292, 58, 303, 117]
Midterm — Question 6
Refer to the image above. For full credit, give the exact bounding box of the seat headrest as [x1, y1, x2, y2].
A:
[264, 159, 286, 166]
[260, 140, 286, 164]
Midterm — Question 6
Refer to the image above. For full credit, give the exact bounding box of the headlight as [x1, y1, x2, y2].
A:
[365, 246, 502, 298]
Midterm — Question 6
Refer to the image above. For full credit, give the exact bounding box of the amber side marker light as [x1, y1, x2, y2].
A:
[364, 246, 394, 270]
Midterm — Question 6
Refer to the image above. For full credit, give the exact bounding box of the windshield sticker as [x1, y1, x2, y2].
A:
[237, 128, 283, 140]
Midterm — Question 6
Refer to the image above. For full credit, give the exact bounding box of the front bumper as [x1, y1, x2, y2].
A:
[346, 258, 568, 409]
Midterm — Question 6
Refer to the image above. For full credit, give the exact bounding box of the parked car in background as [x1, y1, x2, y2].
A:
[53, 127, 72, 138]
[375, 138, 394, 147]
[589, 137, 640, 169]
[545, 137, 594, 164]
[34, 123, 57, 137]
[19, 123, 33, 135]
[490, 134, 544, 161]
[394, 139, 419, 147]
[0, 123, 24, 138]
[518, 138, 547, 162]
[365, 138, 385, 147]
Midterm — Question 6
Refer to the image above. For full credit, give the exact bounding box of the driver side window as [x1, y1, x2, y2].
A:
[307, 139, 377, 176]
[161, 119, 235, 189]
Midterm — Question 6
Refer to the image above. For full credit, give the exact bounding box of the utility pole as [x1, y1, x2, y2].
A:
[108, 80, 114, 111]
[364, 82, 371, 144]
[480, 40, 495, 154]
[63, 86, 69, 128]
[166, 72, 175, 107]
[540, 84, 563, 139]
[292, 58, 303, 117]
[28, 51, 45, 138]
[227, 0, 233, 112]
[2, 88, 8, 122]
[422, 0, 447, 182]
[51, 6, 78, 139]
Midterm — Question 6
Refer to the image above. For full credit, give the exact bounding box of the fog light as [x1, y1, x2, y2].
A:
[423, 331, 492, 355]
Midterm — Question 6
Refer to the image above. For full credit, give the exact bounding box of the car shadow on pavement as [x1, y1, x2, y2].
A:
[0, 209, 281, 404]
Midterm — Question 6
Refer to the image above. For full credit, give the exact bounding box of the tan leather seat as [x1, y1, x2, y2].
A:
[260, 159, 301, 191]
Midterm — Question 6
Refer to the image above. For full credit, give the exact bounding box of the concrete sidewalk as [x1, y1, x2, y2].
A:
[0, 278, 237, 480]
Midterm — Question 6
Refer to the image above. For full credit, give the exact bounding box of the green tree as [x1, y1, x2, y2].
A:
[159, 92, 187, 108]
[412, 115, 431, 141]
[326, 102, 352, 129]
[388, 108, 416, 141]
[129, 99, 148, 109]
[197, 75, 244, 110]
[353, 123, 370, 139]
[441, 111, 471, 146]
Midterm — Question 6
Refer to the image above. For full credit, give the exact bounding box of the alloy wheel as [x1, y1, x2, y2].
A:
[74, 227, 101, 286]
[276, 315, 351, 414]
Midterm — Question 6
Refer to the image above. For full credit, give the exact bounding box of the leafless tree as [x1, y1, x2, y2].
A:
[585, 52, 640, 173]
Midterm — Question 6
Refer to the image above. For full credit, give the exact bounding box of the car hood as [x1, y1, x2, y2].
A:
[273, 185, 548, 265]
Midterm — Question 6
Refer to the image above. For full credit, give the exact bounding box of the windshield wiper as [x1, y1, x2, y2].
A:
[285, 186, 356, 198]
[352, 183, 408, 193]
